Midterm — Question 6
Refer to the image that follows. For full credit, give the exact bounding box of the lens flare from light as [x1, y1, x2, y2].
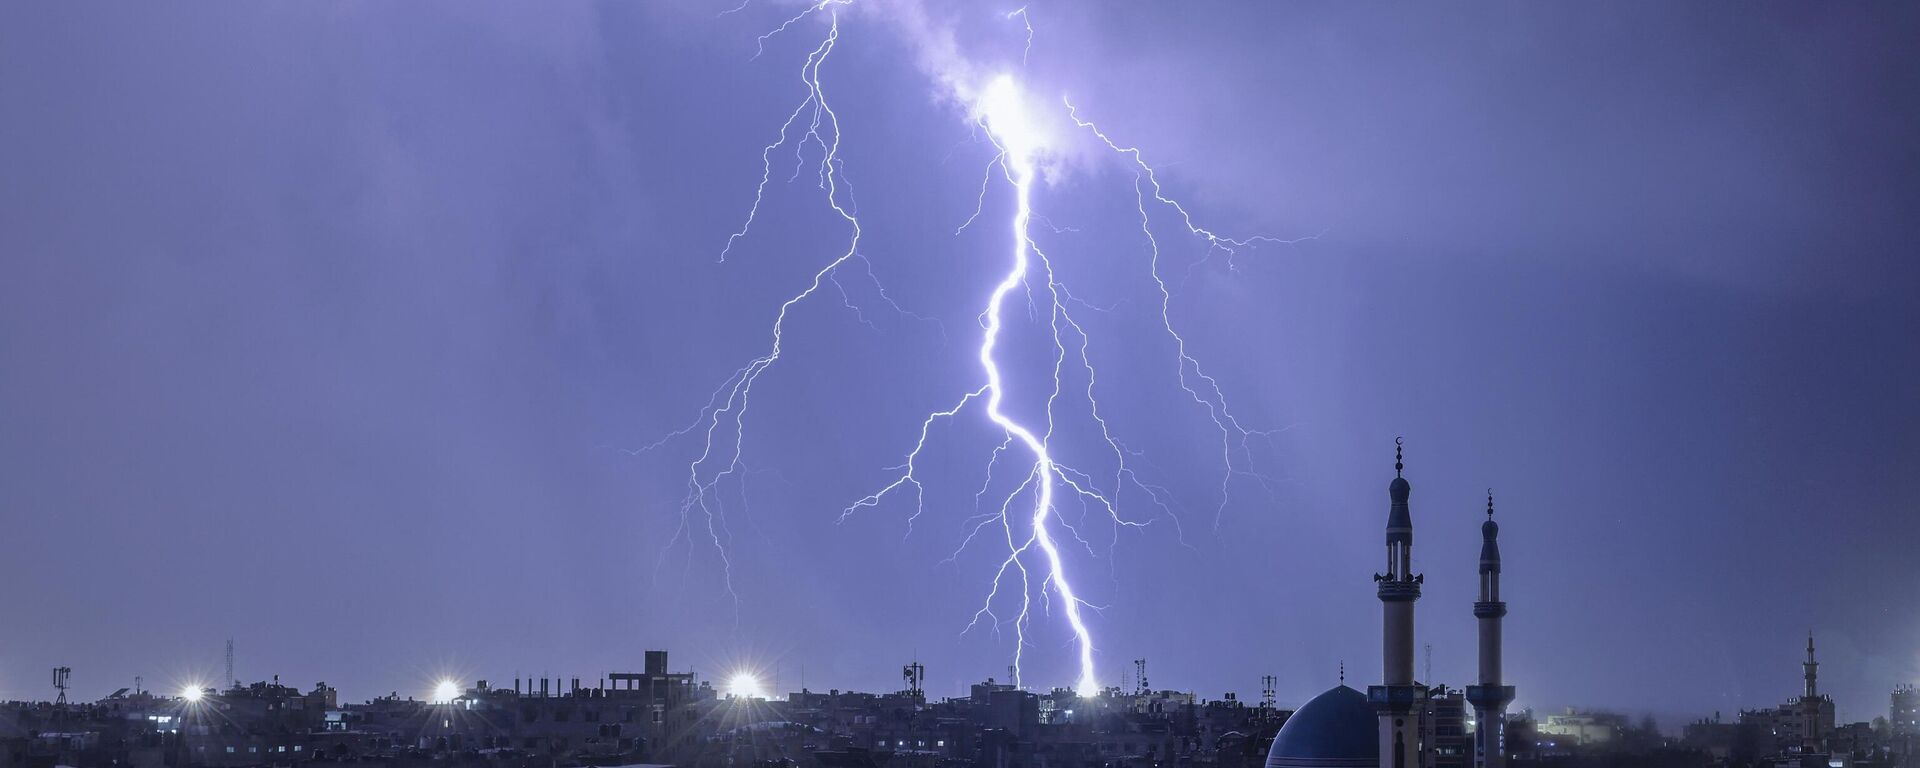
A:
[432, 679, 460, 704]
[180, 685, 204, 703]
[726, 672, 764, 700]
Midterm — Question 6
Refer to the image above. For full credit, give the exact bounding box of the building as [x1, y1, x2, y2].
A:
[1894, 686, 1920, 737]
[1537, 709, 1626, 747]
[1423, 686, 1469, 768]
[1264, 440, 1518, 768]
[1732, 635, 1838, 766]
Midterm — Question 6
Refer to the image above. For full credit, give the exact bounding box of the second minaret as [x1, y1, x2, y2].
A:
[1467, 491, 1515, 768]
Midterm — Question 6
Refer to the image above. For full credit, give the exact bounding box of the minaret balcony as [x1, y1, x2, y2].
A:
[1375, 575, 1423, 602]
[1367, 684, 1430, 711]
[1473, 600, 1508, 619]
[1465, 685, 1514, 709]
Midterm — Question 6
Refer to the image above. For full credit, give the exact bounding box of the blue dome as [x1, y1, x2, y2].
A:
[1265, 686, 1377, 768]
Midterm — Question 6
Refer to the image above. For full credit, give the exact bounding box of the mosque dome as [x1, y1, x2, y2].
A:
[1264, 685, 1378, 768]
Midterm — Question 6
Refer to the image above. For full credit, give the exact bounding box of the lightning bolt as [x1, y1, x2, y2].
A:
[652, 3, 1306, 694]
[967, 78, 1096, 694]
[658, 0, 856, 609]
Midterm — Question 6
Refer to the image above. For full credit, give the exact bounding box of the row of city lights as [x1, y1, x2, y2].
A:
[169, 671, 766, 706]
[173, 679, 462, 705]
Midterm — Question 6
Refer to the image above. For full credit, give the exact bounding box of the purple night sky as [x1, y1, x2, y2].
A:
[3, 1, 1917, 724]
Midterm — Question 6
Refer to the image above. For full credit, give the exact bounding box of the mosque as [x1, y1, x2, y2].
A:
[1264, 440, 1516, 768]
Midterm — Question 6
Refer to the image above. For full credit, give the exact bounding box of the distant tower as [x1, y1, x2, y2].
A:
[1370, 438, 1428, 768]
[902, 660, 925, 698]
[1261, 675, 1277, 708]
[1466, 490, 1515, 768]
[53, 667, 71, 705]
[1805, 632, 1819, 699]
[225, 639, 235, 688]
[1802, 631, 1829, 754]
[1135, 659, 1149, 695]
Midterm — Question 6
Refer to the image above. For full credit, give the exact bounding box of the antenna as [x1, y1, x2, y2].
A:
[53, 667, 71, 705]
[902, 660, 925, 698]
[1007, 665, 1016, 688]
[1134, 659, 1148, 695]
[226, 638, 236, 688]
[1260, 675, 1276, 708]
[1424, 643, 1432, 683]
[135, 675, 143, 696]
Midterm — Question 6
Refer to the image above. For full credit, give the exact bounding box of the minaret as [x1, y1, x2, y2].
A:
[1803, 631, 1827, 754]
[1370, 438, 1427, 768]
[1467, 490, 1515, 768]
[1804, 632, 1818, 699]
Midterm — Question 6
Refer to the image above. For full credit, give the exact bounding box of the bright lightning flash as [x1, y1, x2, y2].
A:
[726, 671, 765, 700]
[653, 4, 1298, 698]
[432, 679, 461, 704]
[968, 75, 1097, 696]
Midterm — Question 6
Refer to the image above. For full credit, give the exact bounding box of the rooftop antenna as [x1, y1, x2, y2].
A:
[902, 659, 925, 698]
[53, 667, 71, 705]
[1424, 642, 1433, 683]
[135, 675, 143, 696]
[1260, 675, 1276, 708]
[226, 638, 236, 688]
[1134, 658, 1148, 695]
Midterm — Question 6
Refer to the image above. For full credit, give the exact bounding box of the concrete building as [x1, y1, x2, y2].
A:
[1537, 709, 1626, 747]
[1895, 686, 1920, 738]
[1423, 686, 1469, 768]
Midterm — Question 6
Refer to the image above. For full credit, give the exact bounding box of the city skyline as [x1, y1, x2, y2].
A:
[4, 0, 1918, 738]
